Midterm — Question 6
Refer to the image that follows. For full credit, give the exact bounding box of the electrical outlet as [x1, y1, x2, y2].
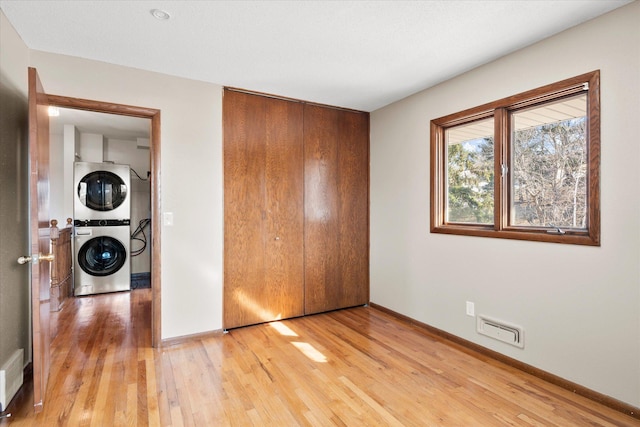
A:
[466, 301, 475, 317]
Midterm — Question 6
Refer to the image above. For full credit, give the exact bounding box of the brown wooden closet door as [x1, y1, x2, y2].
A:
[224, 90, 305, 329]
[304, 105, 369, 315]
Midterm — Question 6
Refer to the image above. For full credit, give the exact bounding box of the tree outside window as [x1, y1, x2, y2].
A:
[431, 71, 600, 245]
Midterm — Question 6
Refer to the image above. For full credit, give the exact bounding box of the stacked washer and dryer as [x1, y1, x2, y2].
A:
[73, 162, 131, 296]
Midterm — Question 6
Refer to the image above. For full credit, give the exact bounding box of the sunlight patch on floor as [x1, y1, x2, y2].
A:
[269, 321, 298, 337]
[292, 342, 327, 363]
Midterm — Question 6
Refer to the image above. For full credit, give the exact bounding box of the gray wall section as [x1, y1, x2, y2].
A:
[0, 73, 30, 372]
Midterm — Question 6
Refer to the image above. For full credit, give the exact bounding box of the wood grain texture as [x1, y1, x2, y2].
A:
[224, 92, 369, 324]
[336, 109, 369, 310]
[27, 67, 51, 413]
[304, 105, 369, 314]
[1, 290, 158, 426]
[4, 289, 638, 426]
[46, 94, 159, 118]
[303, 105, 340, 314]
[149, 111, 162, 347]
[49, 221, 73, 313]
[224, 89, 305, 329]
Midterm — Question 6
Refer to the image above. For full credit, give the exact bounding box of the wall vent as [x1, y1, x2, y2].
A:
[477, 315, 524, 348]
[0, 349, 24, 412]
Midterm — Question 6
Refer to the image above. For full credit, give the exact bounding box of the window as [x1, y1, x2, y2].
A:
[430, 71, 600, 245]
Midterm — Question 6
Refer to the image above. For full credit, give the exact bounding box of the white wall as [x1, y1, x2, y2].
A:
[49, 124, 77, 223]
[64, 125, 78, 221]
[104, 137, 152, 274]
[104, 137, 150, 180]
[49, 132, 64, 222]
[370, 2, 640, 407]
[79, 133, 104, 163]
[28, 51, 224, 340]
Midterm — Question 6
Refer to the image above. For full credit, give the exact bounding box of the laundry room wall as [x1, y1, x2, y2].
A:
[49, 124, 78, 223]
[79, 133, 105, 163]
[49, 131, 65, 223]
[104, 137, 152, 276]
[30, 49, 224, 339]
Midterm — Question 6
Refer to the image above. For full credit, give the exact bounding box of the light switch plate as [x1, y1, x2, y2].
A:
[163, 212, 174, 226]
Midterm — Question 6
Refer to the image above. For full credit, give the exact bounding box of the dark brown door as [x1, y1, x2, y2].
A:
[304, 105, 369, 314]
[223, 90, 305, 329]
[27, 67, 51, 412]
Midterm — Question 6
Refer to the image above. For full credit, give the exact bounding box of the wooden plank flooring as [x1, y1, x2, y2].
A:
[2, 288, 638, 426]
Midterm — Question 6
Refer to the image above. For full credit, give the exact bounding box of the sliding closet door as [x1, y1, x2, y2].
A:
[223, 90, 305, 329]
[304, 105, 369, 314]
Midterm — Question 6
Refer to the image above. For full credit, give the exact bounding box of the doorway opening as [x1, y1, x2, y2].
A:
[47, 95, 161, 347]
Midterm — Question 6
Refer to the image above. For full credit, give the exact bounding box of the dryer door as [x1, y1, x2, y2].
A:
[77, 235, 127, 276]
[77, 170, 128, 212]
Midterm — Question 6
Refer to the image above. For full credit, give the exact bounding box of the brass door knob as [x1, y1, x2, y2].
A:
[17, 253, 55, 264]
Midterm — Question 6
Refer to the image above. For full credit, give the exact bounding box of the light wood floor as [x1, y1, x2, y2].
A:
[3, 288, 638, 426]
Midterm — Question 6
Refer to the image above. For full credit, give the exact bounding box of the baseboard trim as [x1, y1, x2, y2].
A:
[161, 329, 225, 348]
[369, 302, 639, 420]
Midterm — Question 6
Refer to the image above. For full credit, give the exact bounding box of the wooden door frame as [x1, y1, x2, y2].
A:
[47, 94, 162, 347]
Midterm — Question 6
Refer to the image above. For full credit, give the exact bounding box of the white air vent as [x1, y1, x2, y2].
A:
[477, 315, 524, 348]
[0, 349, 24, 412]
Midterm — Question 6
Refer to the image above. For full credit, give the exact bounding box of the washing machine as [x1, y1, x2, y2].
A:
[74, 221, 131, 296]
[74, 162, 131, 221]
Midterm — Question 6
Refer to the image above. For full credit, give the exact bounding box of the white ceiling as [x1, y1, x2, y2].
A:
[1, 0, 630, 115]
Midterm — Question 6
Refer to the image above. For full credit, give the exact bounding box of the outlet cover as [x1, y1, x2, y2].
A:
[466, 301, 475, 317]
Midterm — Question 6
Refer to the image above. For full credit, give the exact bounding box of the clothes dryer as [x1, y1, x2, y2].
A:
[74, 162, 131, 221]
[74, 222, 131, 296]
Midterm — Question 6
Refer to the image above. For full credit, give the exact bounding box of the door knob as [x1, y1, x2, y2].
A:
[17, 253, 55, 264]
[40, 253, 55, 262]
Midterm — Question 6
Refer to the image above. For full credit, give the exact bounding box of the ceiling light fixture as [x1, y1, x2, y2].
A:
[150, 9, 171, 20]
[47, 106, 60, 117]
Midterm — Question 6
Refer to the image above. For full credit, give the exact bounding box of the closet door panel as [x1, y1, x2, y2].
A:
[303, 105, 340, 314]
[337, 111, 369, 308]
[263, 99, 305, 322]
[224, 90, 304, 329]
[224, 91, 266, 329]
[304, 105, 369, 314]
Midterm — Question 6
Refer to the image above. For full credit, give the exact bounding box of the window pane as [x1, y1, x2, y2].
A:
[445, 118, 494, 224]
[511, 94, 587, 229]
